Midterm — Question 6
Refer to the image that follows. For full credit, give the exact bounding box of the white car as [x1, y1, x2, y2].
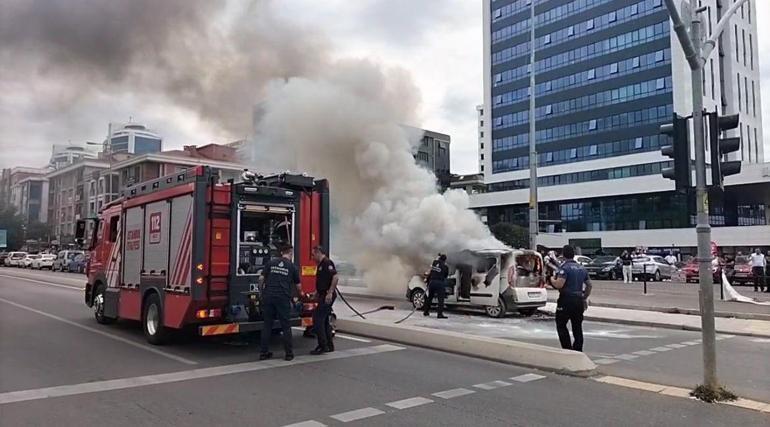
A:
[632, 255, 677, 281]
[21, 254, 41, 268]
[31, 254, 57, 269]
[5, 252, 27, 266]
[407, 249, 547, 318]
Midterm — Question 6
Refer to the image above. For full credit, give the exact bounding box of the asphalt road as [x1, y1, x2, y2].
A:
[0, 268, 768, 426]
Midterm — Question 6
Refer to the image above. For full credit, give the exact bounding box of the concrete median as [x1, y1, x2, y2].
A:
[336, 317, 597, 376]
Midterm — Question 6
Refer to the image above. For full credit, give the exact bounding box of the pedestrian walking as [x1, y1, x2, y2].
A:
[620, 250, 633, 283]
[423, 254, 449, 319]
[749, 248, 767, 292]
[665, 252, 677, 266]
[550, 245, 592, 352]
[259, 244, 301, 361]
[310, 246, 338, 355]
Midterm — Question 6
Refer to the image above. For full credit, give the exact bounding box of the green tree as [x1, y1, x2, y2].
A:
[489, 222, 529, 249]
[0, 199, 24, 250]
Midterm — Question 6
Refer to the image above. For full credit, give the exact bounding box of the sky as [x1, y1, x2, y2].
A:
[0, 0, 768, 174]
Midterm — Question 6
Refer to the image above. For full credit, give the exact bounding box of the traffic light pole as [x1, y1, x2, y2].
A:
[664, 0, 750, 394]
[688, 18, 718, 391]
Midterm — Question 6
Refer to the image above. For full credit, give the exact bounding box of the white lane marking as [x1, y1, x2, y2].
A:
[289, 327, 371, 343]
[511, 373, 546, 383]
[335, 334, 371, 343]
[386, 396, 433, 410]
[614, 354, 639, 361]
[632, 350, 656, 356]
[650, 346, 672, 352]
[751, 338, 770, 343]
[681, 341, 700, 346]
[0, 274, 84, 291]
[0, 344, 404, 405]
[432, 388, 475, 399]
[666, 344, 686, 349]
[473, 380, 511, 390]
[0, 297, 198, 366]
[283, 421, 327, 427]
[594, 358, 620, 365]
[330, 407, 385, 423]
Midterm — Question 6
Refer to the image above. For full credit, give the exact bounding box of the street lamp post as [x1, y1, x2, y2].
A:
[86, 122, 113, 210]
[527, 0, 538, 250]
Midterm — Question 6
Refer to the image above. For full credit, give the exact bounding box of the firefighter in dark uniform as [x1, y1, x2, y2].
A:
[310, 246, 338, 355]
[550, 245, 592, 352]
[259, 244, 301, 361]
[423, 254, 449, 319]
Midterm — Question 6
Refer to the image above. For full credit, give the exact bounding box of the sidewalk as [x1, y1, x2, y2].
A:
[548, 281, 770, 321]
[540, 303, 770, 338]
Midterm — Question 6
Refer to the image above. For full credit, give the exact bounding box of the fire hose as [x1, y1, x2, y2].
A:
[334, 288, 394, 319]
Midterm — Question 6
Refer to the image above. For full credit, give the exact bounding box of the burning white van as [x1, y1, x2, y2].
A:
[406, 249, 547, 318]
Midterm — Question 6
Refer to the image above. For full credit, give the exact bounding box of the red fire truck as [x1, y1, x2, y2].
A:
[76, 166, 329, 344]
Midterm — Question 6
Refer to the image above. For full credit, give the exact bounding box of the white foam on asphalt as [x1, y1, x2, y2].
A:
[432, 388, 475, 399]
[614, 354, 639, 361]
[0, 344, 404, 405]
[330, 407, 385, 423]
[0, 296, 198, 366]
[594, 358, 620, 365]
[385, 396, 433, 409]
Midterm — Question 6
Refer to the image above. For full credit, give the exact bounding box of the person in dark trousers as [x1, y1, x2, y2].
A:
[749, 248, 767, 292]
[423, 254, 449, 319]
[620, 250, 633, 283]
[259, 244, 301, 361]
[310, 246, 338, 355]
[550, 245, 593, 352]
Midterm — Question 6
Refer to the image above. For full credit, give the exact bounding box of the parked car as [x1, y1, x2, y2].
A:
[5, 251, 27, 267]
[31, 254, 57, 269]
[53, 250, 84, 272]
[68, 253, 87, 274]
[730, 256, 753, 286]
[585, 256, 622, 280]
[574, 255, 592, 266]
[683, 260, 723, 283]
[22, 254, 41, 268]
[0, 252, 8, 266]
[632, 255, 676, 281]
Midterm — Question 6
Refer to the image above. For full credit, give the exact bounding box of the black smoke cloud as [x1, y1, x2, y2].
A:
[0, 0, 328, 138]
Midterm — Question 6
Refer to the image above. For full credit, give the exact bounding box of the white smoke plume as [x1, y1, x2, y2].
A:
[246, 60, 504, 292]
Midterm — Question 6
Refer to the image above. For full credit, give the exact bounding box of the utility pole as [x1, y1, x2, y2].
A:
[527, 0, 538, 250]
[663, 0, 750, 395]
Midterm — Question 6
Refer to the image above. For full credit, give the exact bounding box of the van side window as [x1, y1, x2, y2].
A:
[108, 216, 119, 242]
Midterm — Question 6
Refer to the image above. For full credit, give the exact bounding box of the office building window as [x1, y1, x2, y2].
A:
[752, 80, 756, 117]
[634, 137, 644, 149]
[710, 59, 715, 99]
[610, 63, 618, 74]
[589, 145, 598, 155]
[737, 74, 741, 111]
[754, 128, 758, 161]
[655, 50, 664, 62]
[747, 124, 752, 163]
[545, 105, 553, 115]
[740, 125, 745, 160]
[608, 11, 616, 22]
[632, 57, 640, 68]
[630, 3, 638, 15]
[748, 1, 752, 23]
[742, 29, 746, 66]
[744, 77, 749, 113]
[570, 148, 578, 158]
[587, 68, 595, 79]
[735, 25, 739, 58]
[588, 119, 597, 130]
[749, 34, 754, 70]
[656, 78, 666, 90]
[567, 26, 574, 37]
[586, 18, 594, 30]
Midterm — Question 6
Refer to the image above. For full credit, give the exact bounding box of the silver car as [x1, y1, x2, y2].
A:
[632, 255, 677, 281]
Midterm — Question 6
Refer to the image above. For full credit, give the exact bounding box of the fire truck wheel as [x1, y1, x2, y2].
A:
[93, 284, 115, 325]
[143, 293, 169, 345]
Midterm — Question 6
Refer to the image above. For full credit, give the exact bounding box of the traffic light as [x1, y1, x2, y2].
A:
[707, 112, 741, 189]
[660, 113, 691, 191]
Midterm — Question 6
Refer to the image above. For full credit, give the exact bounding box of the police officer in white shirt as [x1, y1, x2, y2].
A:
[749, 248, 767, 292]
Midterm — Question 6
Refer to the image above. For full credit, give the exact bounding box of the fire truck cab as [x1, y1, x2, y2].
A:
[77, 166, 329, 344]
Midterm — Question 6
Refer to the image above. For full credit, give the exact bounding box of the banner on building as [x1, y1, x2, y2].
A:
[0, 229, 6, 249]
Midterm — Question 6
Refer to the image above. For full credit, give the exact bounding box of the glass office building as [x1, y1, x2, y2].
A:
[475, 0, 768, 252]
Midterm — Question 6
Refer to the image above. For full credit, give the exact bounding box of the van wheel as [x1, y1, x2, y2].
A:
[143, 293, 169, 345]
[410, 289, 426, 310]
[518, 308, 537, 317]
[485, 298, 507, 318]
[93, 284, 115, 325]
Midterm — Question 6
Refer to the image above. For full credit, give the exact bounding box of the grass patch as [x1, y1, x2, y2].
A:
[690, 385, 738, 403]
